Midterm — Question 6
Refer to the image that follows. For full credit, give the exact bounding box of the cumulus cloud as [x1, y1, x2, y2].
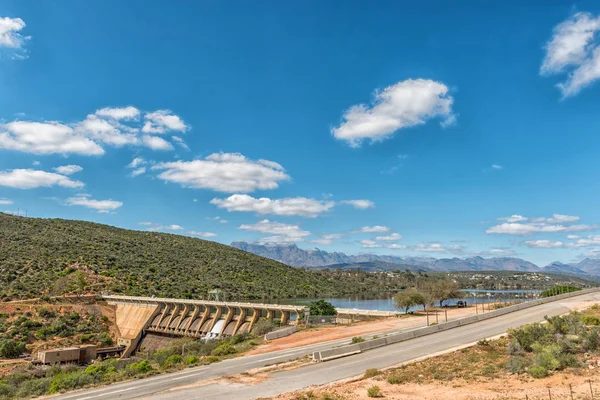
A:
[566, 235, 600, 248]
[65, 194, 122, 213]
[53, 165, 83, 175]
[153, 153, 290, 193]
[186, 231, 217, 238]
[139, 222, 188, 232]
[339, 199, 375, 209]
[239, 219, 310, 244]
[142, 135, 173, 151]
[355, 226, 391, 233]
[331, 79, 455, 147]
[131, 167, 146, 177]
[0, 121, 104, 156]
[524, 240, 564, 248]
[0, 198, 12, 205]
[0, 16, 30, 58]
[486, 213, 595, 235]
[498, 215, 528, 223]
[95, 106, 140, 120]
[0, 169, 84, 189]
[375, 233, 402, 241]
[414, 243, 464, 254]
[211, 194, 334, 218]
[541, 12, 600, 97]
[0, 108, 187, 156]
[143, 110, 189, 134]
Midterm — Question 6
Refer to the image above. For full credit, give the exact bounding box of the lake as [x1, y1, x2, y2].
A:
[249, 289, 542, 312]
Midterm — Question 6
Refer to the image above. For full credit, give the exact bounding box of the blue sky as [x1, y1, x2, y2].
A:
[1, 1, 600, 266]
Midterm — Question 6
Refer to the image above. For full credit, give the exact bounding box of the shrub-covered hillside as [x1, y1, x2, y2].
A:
[0, 213, 409, 301]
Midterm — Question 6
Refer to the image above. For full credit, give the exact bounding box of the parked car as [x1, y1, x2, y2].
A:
[456, 300, 467, 308]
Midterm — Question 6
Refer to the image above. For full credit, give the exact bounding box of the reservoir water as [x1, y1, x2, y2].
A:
[251, 289, 542, 312]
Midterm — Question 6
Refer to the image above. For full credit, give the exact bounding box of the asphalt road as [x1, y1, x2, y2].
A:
[50, 291, 600, 400]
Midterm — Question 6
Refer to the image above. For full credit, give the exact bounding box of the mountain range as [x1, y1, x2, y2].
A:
[230, 242, 600, 276]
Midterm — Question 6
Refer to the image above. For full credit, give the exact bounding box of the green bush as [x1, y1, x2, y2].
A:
[387, 374, 407, 384]
[506, 356, 526, 374]
[0, 339, 26, 358]
[211, 343, 237, 357]
[98, 332, 113, 346]
[251, 319, 278, 336]
[15, 377, 52, 398]
[528, 365, 548, 378]
[130, 360, 153, 374]
[351, 336, 365, 344]
[204, 355, 220, 363]
[367, 385, 383, 398]
[508, 323, 552, 352]
[532, 343, 561, 371]
[163, 354, 183, 368]
[363, 368, 380, 378]
[185, 355, 199, 365]
[49, 371, 96, 394]
[582, 315, 600, 326]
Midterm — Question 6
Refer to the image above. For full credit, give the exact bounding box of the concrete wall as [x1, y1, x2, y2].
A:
[264, 326, 297, 341]
[312, 288, 600, 362]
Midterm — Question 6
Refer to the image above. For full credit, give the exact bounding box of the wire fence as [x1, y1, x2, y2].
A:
[523, 380, 597, 400]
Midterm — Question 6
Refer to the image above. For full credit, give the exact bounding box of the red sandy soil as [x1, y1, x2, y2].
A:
[248, 306, 482, 356]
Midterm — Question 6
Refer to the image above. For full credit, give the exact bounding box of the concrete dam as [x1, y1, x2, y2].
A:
[104, 295, 306, 356]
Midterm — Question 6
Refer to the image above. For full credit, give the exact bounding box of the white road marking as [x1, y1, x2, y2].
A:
[171, 367, 209, 380]
[76, 386, 137, 400]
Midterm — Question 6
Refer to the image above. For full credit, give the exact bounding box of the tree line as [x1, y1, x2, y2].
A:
[394, 279, 464, 313]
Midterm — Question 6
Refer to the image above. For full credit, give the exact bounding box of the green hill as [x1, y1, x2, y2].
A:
[0, 213, 407, 301]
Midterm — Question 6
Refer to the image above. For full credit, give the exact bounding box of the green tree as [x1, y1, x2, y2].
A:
[0, 339, 26, 358]
[309, 300, 337, 316]
[427, 280, 464, 307]
[394, 288, 425, 313]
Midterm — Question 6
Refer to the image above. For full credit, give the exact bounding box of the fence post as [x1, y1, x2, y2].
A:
[569, 384, 574, 400]
[590, 380, 594, 400]
[548, 387, 552, 400]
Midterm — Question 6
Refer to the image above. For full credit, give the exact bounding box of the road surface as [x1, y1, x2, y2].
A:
[50, 291, 600, 400]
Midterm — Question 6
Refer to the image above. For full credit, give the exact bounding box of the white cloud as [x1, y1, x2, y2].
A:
[355, 225, 391, 233]
[541, 12, 600, 97]
[567, 235, 600, 248]
[375, 233, 403, 241]
[413, 243, 464, 254]
[1, 108, 187, 156]
[0, 169, 84, 189]
[567, 235, 580, 239]
[360, 239, 380, 248]
[491, 164, 503, 170]
[172, 136, 190, 151]
[524, 240, 564, 248]
[75, 115, 139, 147]
[0, 16, 29, 56]
[142, 135, 173, 150]
[211, 194, 334, 218]
[128, 157, 146, 169]
[153, 153, 290, 193]
[1, 121, 104, 156]
[65, 194, 122, 213]
[32, 161, 40, 166]
[186, 231, 217, 238]
[95, 106, 140, 120]
[498, 215, 528, 223]
[207, 216, 228, 224]
[239, 219, 310, 244]
[322, 233, 343, 240]
[311, 239, 333, 245]
[387, 244, 407, 250]
[0, 198, 12, 205]
[487, 213, 594, 235]
[131, 167, 146, 177]
[331, 79, 455, 147]
[143, 110, 188, 134]
[340, 199, 375, 209]
[139, 222, 187, 232]
[53, 165, 83, 175]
